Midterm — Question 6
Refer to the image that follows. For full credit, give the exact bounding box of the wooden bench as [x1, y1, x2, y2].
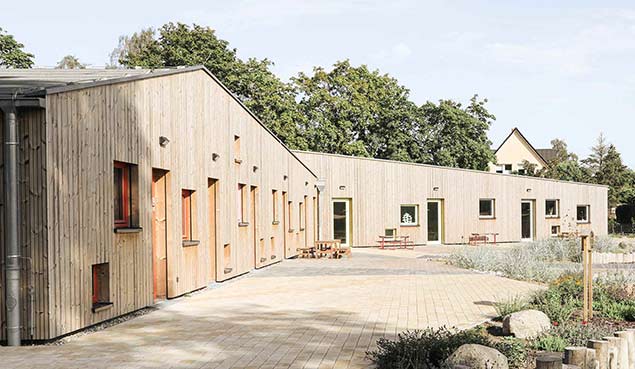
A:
[469, 233, 499, 245]
[315, 240, 349, 258]
[296, 246, 316, 258]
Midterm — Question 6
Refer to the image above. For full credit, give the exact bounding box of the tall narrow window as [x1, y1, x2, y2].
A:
[182, 190, 194, 240]
[545, 200, 559, 218]
[237, 184, 247, 225]
[288, 201, 294, 231]
[577, 205, 590, 223]
[479, 199, 495, 218]
[114, 162, 130, 228]
[272, 190, 279, 224]
[299, 202, 305, 230]
[234, 135, 241, 163]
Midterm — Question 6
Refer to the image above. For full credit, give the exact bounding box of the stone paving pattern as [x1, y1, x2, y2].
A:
[0, 247, 543, 369]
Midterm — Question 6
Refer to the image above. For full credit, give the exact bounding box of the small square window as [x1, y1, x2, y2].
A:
[479, 199, 495, 218]
[551, 225, 561, 237]
[400, 205, 419, 226]
[92, 263, 111, 312]
[577, 205, 590, 223]
[385, 228, 396, 238]
[545, 200, 559, 218]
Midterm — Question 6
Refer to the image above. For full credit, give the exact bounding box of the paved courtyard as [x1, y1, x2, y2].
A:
[1, 247, 542, 369]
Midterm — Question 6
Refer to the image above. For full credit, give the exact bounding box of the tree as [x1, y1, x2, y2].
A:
[293, 60, 425, 161]
[0, 27, 34, 68]
[540, 138, 587, 181]
[113, 22, 307, 149]
[56, 55, 85, 69]
[583, 134, 632, 208]
[419, 95, 496, 170]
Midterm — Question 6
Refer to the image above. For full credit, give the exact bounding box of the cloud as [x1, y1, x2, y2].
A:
[371, 42, 413, 63]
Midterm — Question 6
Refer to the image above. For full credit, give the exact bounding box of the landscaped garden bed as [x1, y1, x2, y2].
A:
[367, 238, 635, 368]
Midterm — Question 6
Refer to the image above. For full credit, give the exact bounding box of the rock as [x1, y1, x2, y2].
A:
[446, 344, 509, 369]
[502, 309, 551, 339]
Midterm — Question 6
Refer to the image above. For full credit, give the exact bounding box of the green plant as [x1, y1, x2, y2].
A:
[492, 337, 528, 369]
[530, 289, 578, 324]
[494, 296, 529, 319]
[532, 334, 568, 352]
[366, 327, 490, 369]
[548, 322, 615, 346]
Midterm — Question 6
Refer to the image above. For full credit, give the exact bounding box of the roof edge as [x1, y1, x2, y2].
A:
[292, 149, 609, 189]
[494, 127, 549, 167]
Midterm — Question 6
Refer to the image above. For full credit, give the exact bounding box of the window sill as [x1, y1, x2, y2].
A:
[546, 216, 560, 219]
[182, 240, 200, 247]
[234, 158, 243, 164]
[92, 302, 113, 313]
[577, 221, 590, 224]
[479, 217, 496, 220]
[272, 221, 280, 225]
[400, 224, 419, 227]
[238, 222, 249, 227]
[224, 267, 233, 274]
[114, 227, 143, 234]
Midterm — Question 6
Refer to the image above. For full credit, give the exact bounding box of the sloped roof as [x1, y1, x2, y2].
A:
[0, 66, 317, 178]
[494, 127, 550, 167]
[536, 148, 558, 163]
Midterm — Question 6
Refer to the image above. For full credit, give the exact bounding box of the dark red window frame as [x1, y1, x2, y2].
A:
[182, 189, 193, 240]
[114, 161, 131, 228]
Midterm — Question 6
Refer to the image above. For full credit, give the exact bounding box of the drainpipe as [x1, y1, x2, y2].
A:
[2, 101, 20, 346]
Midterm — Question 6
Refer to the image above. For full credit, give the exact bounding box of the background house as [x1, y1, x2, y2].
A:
[489, 127, 556, 174]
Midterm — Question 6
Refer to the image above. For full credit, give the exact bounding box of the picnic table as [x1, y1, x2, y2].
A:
[468, 232, 499, 245]
[377, 235, 414, 250]
[297, 240, 351, 259]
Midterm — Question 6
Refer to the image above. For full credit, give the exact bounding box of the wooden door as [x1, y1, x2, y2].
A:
[152, 169, 168, 301]
[208, 179, 217, 282]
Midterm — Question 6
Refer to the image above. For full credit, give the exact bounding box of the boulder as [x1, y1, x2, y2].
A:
[446, 344, 509, 369]
[502, 309, 551, 339]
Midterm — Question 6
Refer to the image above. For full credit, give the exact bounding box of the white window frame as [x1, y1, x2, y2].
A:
[400, 204, 419, 226]
[576, 205, 590, 223]
[479, 199, 495, 219]
[545, 199, 559, 218]
[550, 225, 561, 237]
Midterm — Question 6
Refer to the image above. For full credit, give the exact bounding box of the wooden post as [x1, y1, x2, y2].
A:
[581, 234, 593, 322]
[625, 329, 635, 369]
[588, 339, 610, 369]
[565, 346, 597, 369]
[537, 352, 563, 369]
[603, 337, 620, 369]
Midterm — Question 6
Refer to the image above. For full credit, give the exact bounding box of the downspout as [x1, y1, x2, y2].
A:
[315, 179, 326, 241]
[2, 100, 20, 346]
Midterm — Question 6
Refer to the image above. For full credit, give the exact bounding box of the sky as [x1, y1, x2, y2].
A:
[2, 0, 635, 165]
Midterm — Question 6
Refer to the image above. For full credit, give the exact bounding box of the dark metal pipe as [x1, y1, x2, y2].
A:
[2, 103, 20, 346]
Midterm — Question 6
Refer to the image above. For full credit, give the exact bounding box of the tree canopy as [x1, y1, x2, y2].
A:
[0, 27, 34, 68]
[56, 55, 85, 69]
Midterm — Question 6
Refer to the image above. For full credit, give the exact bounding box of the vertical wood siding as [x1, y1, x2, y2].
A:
[295, 151, 608, 246]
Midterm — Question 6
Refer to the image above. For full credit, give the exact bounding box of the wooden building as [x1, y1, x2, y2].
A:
[295, 151, 608, 246]
[0, 67, 317, 342]
[0, 66, 608, 344]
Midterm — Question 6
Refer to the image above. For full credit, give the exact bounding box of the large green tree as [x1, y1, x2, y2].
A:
[419, 95, 496, 170]
[113, 22, 307, 149]
[539, 138, 589, 182]
[0, 27, 34, 68]
[293, 60, 425, 161]
[583, 134, 632, 208]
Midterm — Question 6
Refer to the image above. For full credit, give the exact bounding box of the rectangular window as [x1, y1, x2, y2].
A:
[299, 202, 305, 230]
[288, 201, 294, 231]
[400, 204, 419, 226]
[577, 205, 590, 223]
[114, 161, 131, 228]
[551, 225, 561, 237]
[237, 184, 247, 224]
[182, 189, 194, 240]
[479, 199, 495, 218]
[272, 190, 279, 223]
[545, 200, 559, 218]
[234, 135, 241, 163]
[92, 263, 111, 311]
[385, 228, 396, 238]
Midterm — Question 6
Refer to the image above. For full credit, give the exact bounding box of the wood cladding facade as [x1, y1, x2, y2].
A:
[295, 151, 608, 246]
[0, 69, 317, 341]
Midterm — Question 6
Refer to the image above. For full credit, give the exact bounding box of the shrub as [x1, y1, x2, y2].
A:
[492, 337, 528, 369]
[532, 334, 568, 352]
[494, 296, 529, 319]
[548, 322, 616, 346]
[530, 289, 577, 324]
[366, 327, 490, 369]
